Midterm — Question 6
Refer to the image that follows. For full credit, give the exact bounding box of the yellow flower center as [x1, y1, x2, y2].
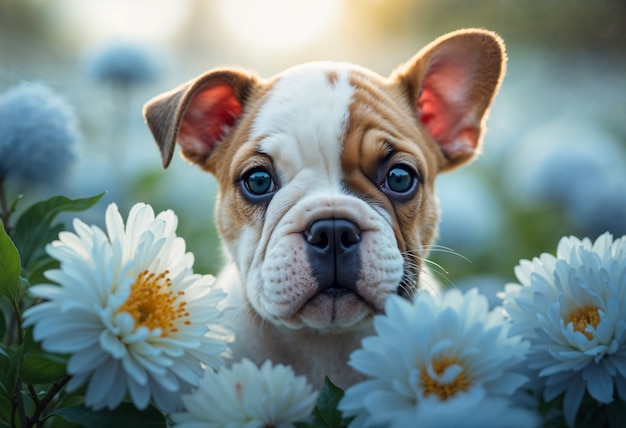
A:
[420, 356, 471, 400]
[117, 269, 190, 336]
[567, 305, 601, 340]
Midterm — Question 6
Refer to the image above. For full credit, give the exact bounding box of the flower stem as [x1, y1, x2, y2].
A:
[10, 298, 23, 346]
[25, 375, 71, 428]
[14, 381, 28, 428]
[28, 384, 40, 406]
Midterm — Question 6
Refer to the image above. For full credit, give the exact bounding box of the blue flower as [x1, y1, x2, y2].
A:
[340, 289, 539, 428]
[504, 120, 626, 236]
[503, 233, 626, 427]
[23, 203, 228, 412]
[172, 359, 317, 427]
[86, 42, 159, 86]
[0, 82, 78, 184]
[571, 183, 626, 238]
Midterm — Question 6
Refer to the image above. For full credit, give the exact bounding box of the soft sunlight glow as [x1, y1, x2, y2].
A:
[60, 0, 192, 43]
[216, 0, 344, 52]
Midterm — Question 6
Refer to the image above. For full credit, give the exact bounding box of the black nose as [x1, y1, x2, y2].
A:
[304, 219, 361, 293]
[305, 219, 361, 252]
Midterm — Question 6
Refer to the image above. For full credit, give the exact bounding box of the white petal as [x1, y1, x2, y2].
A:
[84, 361, 124, 410]
[67, 346, 109, 375]
[127, 376, 151, 410]
[121, 354, 149, 385]
[99, 330, 126, 359]
[583, 363, 615, 403]
[562, 376, 586, 427]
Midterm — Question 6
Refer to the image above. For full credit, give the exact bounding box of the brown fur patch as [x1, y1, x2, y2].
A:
[341, 69, 443, 293]
[326, 70, 339, 87]
[202, 81, 276, 246]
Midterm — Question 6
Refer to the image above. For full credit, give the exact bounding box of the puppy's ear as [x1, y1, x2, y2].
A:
[143, 69, 258, 168]
[392, 29, 506, 170]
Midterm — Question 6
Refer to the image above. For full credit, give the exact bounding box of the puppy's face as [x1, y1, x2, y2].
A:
[144, 29, 506, 332]
[213, 63, 441, 331]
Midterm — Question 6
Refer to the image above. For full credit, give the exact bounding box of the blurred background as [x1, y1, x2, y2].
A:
[1, 0, 625, 293]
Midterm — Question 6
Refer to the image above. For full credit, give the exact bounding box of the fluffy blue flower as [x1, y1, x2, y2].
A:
[503, 233, 626, 427]
[0, 82, 78, 184]
[87, 42, 159, 85]
[504, 120, 626, 237]
[340, 289, 539, 428]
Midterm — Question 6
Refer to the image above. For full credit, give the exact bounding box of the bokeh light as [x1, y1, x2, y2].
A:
[215, 0, 344, 54]
[56, 0, 193, 43]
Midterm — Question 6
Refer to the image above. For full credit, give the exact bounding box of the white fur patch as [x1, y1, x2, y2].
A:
[252, 62, 354, 188]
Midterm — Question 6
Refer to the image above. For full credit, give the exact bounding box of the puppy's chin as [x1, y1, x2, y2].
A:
[258, 286, 385, 332]
[293, 288, 378, 332]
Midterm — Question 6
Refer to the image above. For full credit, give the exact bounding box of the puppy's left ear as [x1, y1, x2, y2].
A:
[392, 29, 506, 170]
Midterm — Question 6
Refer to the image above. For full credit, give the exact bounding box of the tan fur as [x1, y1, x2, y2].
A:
[143, 29, 506, 388]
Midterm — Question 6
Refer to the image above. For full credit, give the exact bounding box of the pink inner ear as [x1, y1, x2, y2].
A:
[417, 86, 453, 145]
[415, 56, 479, 156]
[179, 83, 242, 157]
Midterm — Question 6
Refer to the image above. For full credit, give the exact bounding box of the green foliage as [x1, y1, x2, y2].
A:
[299, 377, 352, 428]
[573, 394, 626, 428]
[53, 403, 167, 428]
[0, 345, 22, 396]
[0, 193, 111, 428]
[11, 193, 104, 284]
[0, 223, 21, 304]
[20, 349, 67, 385]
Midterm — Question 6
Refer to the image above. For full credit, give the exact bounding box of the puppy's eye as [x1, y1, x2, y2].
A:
[381, 165, 418, 198]
[386, 167, 413, 193]
[242, 168, 276, 197]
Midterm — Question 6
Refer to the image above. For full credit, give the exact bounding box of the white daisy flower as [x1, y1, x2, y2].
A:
[23, 202, 228, 412]
[339, 288, 539, 428]
[171, 359, 318, 428]
[503, 232, 626, 426]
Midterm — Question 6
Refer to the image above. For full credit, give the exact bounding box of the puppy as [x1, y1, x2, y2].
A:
[143, 29, 506, 388]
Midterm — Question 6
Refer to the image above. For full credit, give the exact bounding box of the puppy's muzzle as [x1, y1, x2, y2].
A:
[305, 219, 361, 296]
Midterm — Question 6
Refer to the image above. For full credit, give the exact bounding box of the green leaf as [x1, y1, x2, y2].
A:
[0, 345, 10, 395]
[0, 345, 23, 396]
[0, 394, 12, 425]
[53, 403, 167, 428]
[20, 349, 67, 384]
[0, 226, 21, 302]
[12, 193, 105, 272]
[311, 377, 349, 428]
[23, 256, 58, 288]
[0, 302, 6, 341]
[22, 325, 37, 354]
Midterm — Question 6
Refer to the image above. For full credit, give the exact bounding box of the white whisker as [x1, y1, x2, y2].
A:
[400, 243, 473, 294]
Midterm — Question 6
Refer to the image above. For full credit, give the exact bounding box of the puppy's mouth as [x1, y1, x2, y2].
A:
[318, 284, 355, 298]
[291, 281, 381, 330]
[305, 278, 372, 306]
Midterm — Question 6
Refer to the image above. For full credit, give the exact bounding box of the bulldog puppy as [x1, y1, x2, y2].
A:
[143, 29, 506, 388]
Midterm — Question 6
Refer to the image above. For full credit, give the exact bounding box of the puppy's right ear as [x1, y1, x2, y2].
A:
[143, 69, 258, 168]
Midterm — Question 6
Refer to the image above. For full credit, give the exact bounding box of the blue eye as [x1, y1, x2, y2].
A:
[242, 168, 276, 197]
[386, 166, 414, 193]
[379, 164, 419, 200]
